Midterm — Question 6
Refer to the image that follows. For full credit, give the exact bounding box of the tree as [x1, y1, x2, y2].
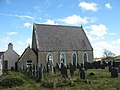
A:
[103, 49, 115, 59]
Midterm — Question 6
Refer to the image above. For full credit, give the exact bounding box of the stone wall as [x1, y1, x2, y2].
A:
[38, 50, 93, 68]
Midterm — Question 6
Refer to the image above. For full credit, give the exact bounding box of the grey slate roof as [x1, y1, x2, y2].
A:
[33, 24, 93, 51]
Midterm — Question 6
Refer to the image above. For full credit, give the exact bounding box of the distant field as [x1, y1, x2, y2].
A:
[0, 68, 120, 90]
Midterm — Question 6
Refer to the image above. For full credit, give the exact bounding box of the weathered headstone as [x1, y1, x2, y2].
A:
[81, 63, 83, 68]
[33, 64, 35, 76]
[70, 63, 74, 77]
[38, 66, 44, 81]
[113, 61, 115, 67]
[94, 62, 99, 69]
[77, 63, 80, 69]
[56, 63, 60, 70]
[73, 63, 76, 71]
[84, 62, 88, 70]
[111, 68, 118, 78]
[108, 61, 111, 67]
[0, 60, 2, 76]
[109, 66, 112, 72]
[61, 63, 67, 78]
[29, 65, 32, 76]
[98, 61, 101, 68]
[80, 69, 85, 79]
[46, 62, 49, 72]
[118, 65, 120, 73]
[53, 67, 56, 74]
[79, 65, 82, 72]
[100, 64, 105, 69]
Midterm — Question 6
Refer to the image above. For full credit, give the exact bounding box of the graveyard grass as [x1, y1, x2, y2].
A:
[0, 68, 120, 90]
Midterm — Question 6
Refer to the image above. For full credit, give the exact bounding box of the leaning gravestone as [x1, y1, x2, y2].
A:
[80, 69, 85, 79]
[111, 68, 118, 78]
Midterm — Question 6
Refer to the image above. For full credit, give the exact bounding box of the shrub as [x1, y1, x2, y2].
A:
[0, 78, 24, 88]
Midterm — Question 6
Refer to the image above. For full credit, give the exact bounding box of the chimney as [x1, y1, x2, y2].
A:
[8, 43, 13, 50]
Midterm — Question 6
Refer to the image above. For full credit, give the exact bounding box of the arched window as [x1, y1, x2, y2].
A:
[46, 53, 53, 72]
[60, 53, 66, 65]
[83, 52, 88, 63]
[72, 53, 77, 66]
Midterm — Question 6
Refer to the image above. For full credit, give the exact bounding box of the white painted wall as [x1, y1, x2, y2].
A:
[4, 49, 19, 70]
[3, 43, 19, 70]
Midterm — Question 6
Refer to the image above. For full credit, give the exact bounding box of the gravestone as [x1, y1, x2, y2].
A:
[53, 67, 56, 74]
[109, 66, 112, 72]
[84, 62, 88, 70]
[46, 62, 49, 72]
[77, 63, 80, 69]
[113, 61, 117, 67]
[94, 62, 99, 69]
[69, 63, 74, 77]
[81, 63, 83, 68]
[0, 60, 2, 76]
[61, 63, 67, 78]
[79, 65, 82, 72]
[98, 61, 101, 68]
[111, 68, 118, 78]
[33, 65, 35, 76]
[38, 66, 44, 81]
[108, 61, 111, 67]
[73, 63, 76, 71]
[118, 65, 120, 73]
[29, 65, 32, 76]
[80, 69, 85, 79]
[100, 64, 105, 69]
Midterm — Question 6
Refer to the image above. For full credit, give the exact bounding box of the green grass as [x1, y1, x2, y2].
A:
[0, 68, 120, 90]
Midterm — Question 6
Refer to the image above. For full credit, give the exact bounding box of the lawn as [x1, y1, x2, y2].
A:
[0, 68, 120, 90]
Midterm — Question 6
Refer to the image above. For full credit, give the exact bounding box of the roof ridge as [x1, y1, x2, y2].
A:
[34, 23, 82, 29]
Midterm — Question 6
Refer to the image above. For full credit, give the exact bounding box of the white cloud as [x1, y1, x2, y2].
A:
[7, 32, 17, 36]
[23, 22, 32, 28]
[79, 2, 98, 11]
[88, 24, 107, 37]
[42, 19, 57, 25]
[105, 3, 112, 9]
[26, 38, 32, 45]
[59, 15, 97, 25]
[17, 38, 32, 46]
[109, 32, 117, 35]
[0, 13, 34, 19]
[93, 40, 120, 57]
[112, 39, 120, 45]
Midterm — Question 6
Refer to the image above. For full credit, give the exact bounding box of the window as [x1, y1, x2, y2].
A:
[46, 53, 53, 72]
[83, 52, 88, 63]
[60, 53, 66, 65]
[72, 53, 77, 65]
[26, 60, 32, 68]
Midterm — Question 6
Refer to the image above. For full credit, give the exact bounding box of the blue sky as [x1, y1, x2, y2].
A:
[0, 0, 120, 57]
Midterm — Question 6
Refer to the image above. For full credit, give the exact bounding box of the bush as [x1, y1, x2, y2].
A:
[0, 78, 24, 88]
